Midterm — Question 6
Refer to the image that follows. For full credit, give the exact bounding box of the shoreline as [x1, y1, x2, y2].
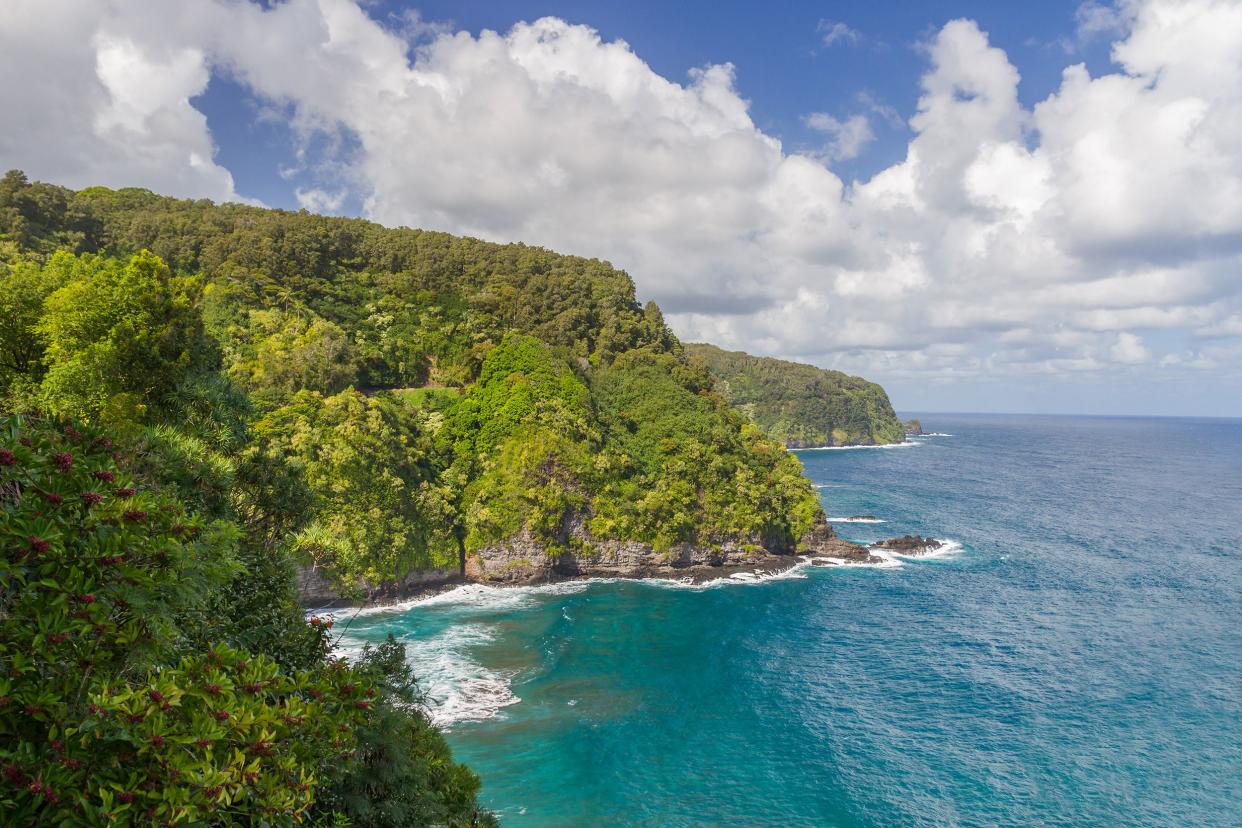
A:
[791, 440, 918, 451]
[304, 530, 960, 614]
[304, 553, 818, 613]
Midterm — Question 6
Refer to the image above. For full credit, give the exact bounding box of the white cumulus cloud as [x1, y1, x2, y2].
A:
[1, 0, 1240, 412]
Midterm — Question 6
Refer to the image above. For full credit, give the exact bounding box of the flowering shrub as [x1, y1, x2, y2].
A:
[0, 415, 372, 824]
[78, 645, 369, 824]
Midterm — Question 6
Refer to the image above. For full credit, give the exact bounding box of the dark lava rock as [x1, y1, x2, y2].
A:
[799, 518, 881, 562]
[871, 535, 943, 556]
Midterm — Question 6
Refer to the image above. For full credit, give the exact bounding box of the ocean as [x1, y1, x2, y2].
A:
[336, 414, 1242, 826]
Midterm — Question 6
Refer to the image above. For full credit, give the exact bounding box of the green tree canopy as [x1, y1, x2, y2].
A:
[38, 250, 212, 425]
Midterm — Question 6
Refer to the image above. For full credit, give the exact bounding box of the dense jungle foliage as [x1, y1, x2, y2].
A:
[0, 170, 822, 589]
[0, 169, 833, 822]
[685, 343, 906, 448]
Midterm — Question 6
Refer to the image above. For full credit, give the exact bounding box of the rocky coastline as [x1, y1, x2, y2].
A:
[300, 516, 887, 609]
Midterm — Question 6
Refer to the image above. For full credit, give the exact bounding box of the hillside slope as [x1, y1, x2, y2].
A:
[0, 171, 859, 595]
[686, 343, 905, 447]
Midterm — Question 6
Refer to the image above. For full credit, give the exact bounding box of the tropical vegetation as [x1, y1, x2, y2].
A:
[685, 343, 906, 447]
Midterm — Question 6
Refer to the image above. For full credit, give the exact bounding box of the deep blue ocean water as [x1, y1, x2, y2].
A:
[339, 414, 1242, 826]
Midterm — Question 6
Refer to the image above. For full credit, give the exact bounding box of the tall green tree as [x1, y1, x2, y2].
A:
[38, 250, 212, 425]
[0, 250, 68, 381]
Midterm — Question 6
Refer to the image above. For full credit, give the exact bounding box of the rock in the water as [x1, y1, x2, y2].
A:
[798, 518, 884, 563]
[871, 535, 943, 556]
[904, 418, 923, 436]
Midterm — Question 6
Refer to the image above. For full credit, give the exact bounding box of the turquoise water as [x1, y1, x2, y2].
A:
[338, 415, 1242, 826]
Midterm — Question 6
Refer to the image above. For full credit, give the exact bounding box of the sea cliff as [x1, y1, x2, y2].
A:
[299, 517, 878, 605]
[685, 343, 906, 447]
[466, 514, 874, 584]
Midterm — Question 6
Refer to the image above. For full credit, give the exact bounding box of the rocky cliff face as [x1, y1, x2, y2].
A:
[297, 515, 881, 603]
[466, 513, 876, 584]
[297, 564, 462, 606]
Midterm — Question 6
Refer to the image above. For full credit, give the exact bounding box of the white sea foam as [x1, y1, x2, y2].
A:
[913, 432, 954, 437]
[796, 441, 918, 451]
[334, 546, 934, 726]
[335, 580, 595, 620]
[337, 621, 521, 728]
[913, 538, 964, 560]
[827, 516, 886, 524]
[411, 624, 521, 727]
[809, 554, 903, 570]
[643, 561, 813, 590]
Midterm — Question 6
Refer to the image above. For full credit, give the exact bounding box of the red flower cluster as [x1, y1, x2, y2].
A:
[81, 491, 104, 506]
[115, 487, 136, 498]
[52, 452, 73, 472]
[122, 510, 148, 523]
[27, 779, 59, 803]
[43, 492, 64, 505]
[0, 448, 15, 466]
[92, 470, 116, 483]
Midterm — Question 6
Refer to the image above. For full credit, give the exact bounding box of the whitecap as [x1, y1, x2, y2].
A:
[827, 516, 886, 524]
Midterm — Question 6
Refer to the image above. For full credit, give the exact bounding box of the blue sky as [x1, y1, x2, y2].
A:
[3, 0, 1242, 416]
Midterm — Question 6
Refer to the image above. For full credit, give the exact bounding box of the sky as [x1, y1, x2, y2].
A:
[2, 0, 1241, 416]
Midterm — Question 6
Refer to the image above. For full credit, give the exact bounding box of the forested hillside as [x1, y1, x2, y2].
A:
[1, 170, 822, 591]
[686, 343, 905, 447]
[0, 172, 500, 824]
